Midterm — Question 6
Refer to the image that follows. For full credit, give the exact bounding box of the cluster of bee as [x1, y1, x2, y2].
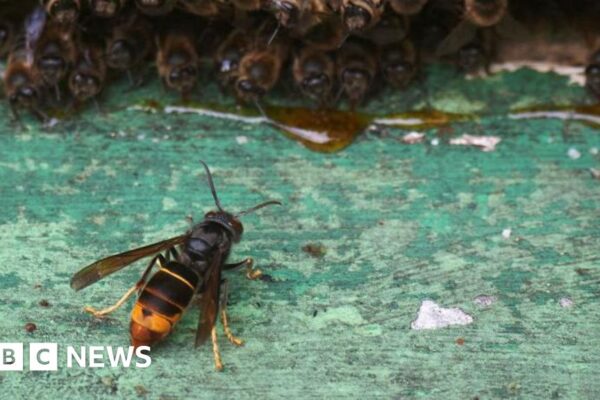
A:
[2, 0, 600, 122]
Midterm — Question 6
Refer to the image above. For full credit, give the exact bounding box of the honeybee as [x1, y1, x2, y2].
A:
[340, 0, 384, 33]
[0, 19, 14, 58]
[135, 0, 176, 15]
[42, 0, 81, 25]
[267, 0, 332, 31]
[177, 0, 232, 17]
[231, 0, 264, 11]
[456, 36, 490, 74]
[300, 15, 346, 51]
[435, 0, 527, 57]
[3, 7, 47, 122]
[389, 0, 427, 16]
[336, 36, 377, 108]
[87, 0, 129, 18]
[214, 28, 253, 88]
[105, 11, 153, 85]
[156, 30, 200, 99]
[585, 50, 600, 99]
[33, 18, 77, 101]
[71, 161, 280, 371]
[379, 37, 417, 88]
[234, 33, 290, 103]
[360, 10, 408, 46]
[292, 45, 335, 105]
[68, 40, 107, 104]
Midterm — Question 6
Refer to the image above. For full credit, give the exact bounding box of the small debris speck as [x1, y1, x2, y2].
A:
[39, 299, 50, 307]
[590, 168, 600, 180]
[135, 385, 149, 396]
[101, 376, 114, 387]
[25, 323, 37, 333]
[236, 136, 249, 144]
[502, 228, 512, 239]
[402, 131, 425, 144]
[456, 337, 465, 346]
[302, 243, 327, 258]
[559, 297, 574, 308]
[567, 148, 581, 160]
[474, 295, 497, 307]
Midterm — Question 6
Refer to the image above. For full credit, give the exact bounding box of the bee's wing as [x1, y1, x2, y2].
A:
[435, 21, 477, 57]
[194, 251, 224, 347]
[70, 235, 187, 291]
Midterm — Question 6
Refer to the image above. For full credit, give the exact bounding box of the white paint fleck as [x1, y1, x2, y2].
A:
[92, 215, 106, 226]
[236, 135, 249, 145]
[474, 295, 497, 307]
[411, 300, 474, 330]
[430, 138, 440, 146]
[490, 62, 585, 86]
[567, 147, 581, 160]
[162, 197, 177, 211]
[450, 134, 502, 152]
[402, 131, 425, 144]
[502, 228, 512, 239]
[590, 147, 599, 155]
[559, 297, 574, 308]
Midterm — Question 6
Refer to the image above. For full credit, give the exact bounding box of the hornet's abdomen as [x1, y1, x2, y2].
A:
[130, 260, 200, 348]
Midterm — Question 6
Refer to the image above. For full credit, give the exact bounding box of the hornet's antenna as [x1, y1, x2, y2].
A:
[199, 160, 224, 211]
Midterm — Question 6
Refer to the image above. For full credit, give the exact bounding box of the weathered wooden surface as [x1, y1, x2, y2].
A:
[0, 66, 599, 399]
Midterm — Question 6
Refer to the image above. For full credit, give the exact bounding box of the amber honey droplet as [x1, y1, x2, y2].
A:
[265, 106, 371, 152]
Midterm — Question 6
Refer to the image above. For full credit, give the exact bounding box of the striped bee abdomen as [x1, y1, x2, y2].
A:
[130, 260, 200, 348]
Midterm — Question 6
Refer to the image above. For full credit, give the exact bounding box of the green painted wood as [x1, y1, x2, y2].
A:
[0, 65, 599, 399]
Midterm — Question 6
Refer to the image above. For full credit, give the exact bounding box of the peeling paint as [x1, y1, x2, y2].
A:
[411, 300, 474, 330]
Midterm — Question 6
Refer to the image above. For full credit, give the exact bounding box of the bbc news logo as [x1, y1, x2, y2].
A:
[0, 343, 151, 371]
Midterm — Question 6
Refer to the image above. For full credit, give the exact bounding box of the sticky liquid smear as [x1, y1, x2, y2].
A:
[132, 100, 600, 153]
[136, 100, 469, 153]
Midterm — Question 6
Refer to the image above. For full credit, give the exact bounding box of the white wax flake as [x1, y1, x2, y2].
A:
[502, 228, 512, 239]
[590, 147, 599, 155]
[559, 297, 574, 308]
[473, 295, 497, 307]
[430, 138, 440, 146]
[236, 136, 249, 145]
[567, 148, 581, 160]
[410, 300, 474, 330]
[590, 168, 600, 180]
[450, 134, 501, 152]
[402, 131, 425, 144]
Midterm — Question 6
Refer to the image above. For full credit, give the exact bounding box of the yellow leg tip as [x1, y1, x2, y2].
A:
[246, 268, 263, 280]
[229, 336, 244, 347]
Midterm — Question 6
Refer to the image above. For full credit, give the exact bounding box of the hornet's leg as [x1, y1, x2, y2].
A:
[84, 253, 165, 318]
[211, 325, 223, 372]
[219, 279, 243, 347]
[83, 285, 137, 318]
[223, 257, 263, 280]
